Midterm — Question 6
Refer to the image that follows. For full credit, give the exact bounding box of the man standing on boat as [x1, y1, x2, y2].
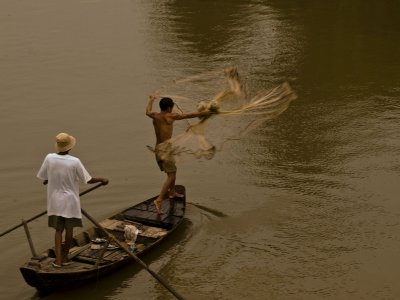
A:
[146, 95, 211, 214]
[37, 132, 109, 267]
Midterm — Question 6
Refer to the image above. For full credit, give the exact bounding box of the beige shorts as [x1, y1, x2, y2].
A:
[156, 154, 177, 173]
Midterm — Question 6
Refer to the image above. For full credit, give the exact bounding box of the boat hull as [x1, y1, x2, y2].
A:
[20, 185, 186, 292]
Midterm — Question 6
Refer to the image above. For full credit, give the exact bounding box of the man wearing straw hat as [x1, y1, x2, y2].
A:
[37, 132, 108, 268]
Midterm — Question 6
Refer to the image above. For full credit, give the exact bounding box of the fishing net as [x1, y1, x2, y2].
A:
[150, 67, 297, 162]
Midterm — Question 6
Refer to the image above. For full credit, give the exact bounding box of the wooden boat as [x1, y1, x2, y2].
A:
[20, 185, 186, 293]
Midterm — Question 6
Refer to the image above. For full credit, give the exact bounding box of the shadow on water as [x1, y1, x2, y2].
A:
[32, 218, 193, 300]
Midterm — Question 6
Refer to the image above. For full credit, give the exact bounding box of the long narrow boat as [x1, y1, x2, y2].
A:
[20, 185, 186, 293]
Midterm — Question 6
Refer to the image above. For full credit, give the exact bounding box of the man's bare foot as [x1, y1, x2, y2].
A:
[154, 199, 162, 214]
[169, 191, 184, 199]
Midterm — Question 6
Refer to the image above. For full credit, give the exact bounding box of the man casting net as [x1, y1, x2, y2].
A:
[149, 67, 297, 163]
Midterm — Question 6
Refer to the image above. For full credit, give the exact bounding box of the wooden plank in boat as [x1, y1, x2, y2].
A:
[161, 215, 182, 225]
[99, 219, 122, 230]
[103, 250, 125, 261]
[133, 202, 151, 211]
[123, 204, 184, 227]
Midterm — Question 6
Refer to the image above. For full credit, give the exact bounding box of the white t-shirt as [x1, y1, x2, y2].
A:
[37, 153, 92, 218]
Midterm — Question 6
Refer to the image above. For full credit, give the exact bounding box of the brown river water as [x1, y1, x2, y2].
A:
[1, 1, 400, 299]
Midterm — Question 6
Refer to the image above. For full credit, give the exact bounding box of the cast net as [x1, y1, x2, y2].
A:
[150, 67, 297, 162]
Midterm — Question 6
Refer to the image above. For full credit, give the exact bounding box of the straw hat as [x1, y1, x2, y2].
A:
[55, 132, 76, 152]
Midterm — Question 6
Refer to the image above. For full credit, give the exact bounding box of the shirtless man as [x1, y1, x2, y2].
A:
[146, 95, 211, 214]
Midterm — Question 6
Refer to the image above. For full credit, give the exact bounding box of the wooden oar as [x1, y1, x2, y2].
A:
[187, 202, 228, 218]
[81, 208, 185, 300]
[0, 183, 104, 238]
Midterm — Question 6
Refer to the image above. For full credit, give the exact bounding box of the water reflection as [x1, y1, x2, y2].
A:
[158, 0, 253, 55]
[146, 0, 303, 86]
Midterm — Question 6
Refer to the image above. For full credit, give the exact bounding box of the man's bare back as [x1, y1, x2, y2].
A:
[150, 111, 175, 145]
[146, 95, 211, 145]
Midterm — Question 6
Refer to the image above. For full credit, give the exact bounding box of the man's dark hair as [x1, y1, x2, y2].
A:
[159, 97, 174, 111]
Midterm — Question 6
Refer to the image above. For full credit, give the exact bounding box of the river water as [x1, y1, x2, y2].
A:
[1, 1, 400, 299]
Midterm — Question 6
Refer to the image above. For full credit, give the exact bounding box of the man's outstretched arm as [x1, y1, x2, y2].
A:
[173, 110, 211, 120]
[146, 95, 157, 118]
